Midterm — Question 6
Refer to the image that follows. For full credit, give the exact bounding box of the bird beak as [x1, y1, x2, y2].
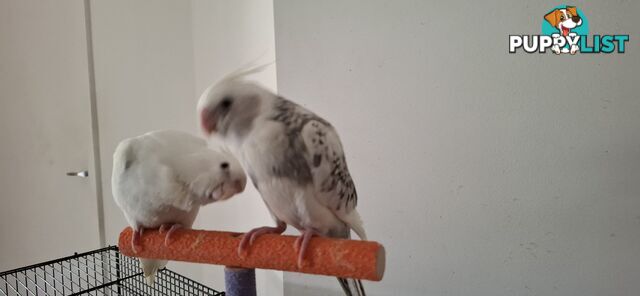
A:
[200, 108, 217, 135]
[233, 179, 246, 193]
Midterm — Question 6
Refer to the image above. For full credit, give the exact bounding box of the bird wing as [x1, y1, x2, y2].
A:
[269, 98, 366, 239]
[270, 98, 358, 213]
[301, 119, 358, 214]
[112, 137, 173, 209]
[301, 118, 367, 240]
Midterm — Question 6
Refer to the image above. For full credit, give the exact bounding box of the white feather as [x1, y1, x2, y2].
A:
[112, 130, 247, 285]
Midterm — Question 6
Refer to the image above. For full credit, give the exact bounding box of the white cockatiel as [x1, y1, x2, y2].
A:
[197, 67, 367, 296]
[112, 130, 247, 285]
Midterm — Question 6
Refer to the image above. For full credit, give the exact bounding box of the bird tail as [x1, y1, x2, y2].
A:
[139, 258, 168, 286]
[343, 209, 367, 240]
[337, 277, 366, 296]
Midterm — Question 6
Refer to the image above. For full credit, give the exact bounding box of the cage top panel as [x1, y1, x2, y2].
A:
[0, 246, 224, 296]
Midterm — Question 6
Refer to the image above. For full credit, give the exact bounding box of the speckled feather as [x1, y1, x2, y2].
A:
[198, 70, 367, 296]
[270, 97, 359, 213]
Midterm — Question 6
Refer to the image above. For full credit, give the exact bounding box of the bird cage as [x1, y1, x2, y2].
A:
[0, 246, 224, 296]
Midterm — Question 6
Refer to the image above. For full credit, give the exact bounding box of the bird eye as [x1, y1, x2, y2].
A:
[221, 97, 233, 109]
[220, 162, 229, 169]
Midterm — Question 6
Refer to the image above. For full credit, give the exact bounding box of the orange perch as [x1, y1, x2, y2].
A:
[119, 227, 385, 281]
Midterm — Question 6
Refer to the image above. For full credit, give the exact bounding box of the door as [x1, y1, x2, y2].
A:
[0, 0, 101, 270]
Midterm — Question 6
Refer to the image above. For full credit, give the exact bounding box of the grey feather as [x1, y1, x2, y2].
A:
[268, 96, 359, 211]
[337, 277, 366, 296]
[198, 76, 367, 296]
[267, 97, 329, 185]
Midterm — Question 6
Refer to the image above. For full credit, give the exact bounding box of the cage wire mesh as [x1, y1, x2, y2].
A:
[0, 246, 224, 296]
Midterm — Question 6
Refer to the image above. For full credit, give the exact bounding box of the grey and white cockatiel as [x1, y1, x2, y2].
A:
[197, 67, 367, 296]
[112, 130, 247, 285]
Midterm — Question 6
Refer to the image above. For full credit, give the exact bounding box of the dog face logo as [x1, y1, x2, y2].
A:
[544, 6, 583, 37]
[509, 5, 629, 54]
[542, 5, 588, 54]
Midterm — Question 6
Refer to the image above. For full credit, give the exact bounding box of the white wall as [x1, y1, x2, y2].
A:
[90, 0, 202, 282]
[91, 1, 281, 294]
[190, 1, 282, 294]
[273, 1, 640, 295]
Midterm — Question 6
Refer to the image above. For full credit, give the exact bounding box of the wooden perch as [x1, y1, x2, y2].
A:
[119, 227, 385, 281]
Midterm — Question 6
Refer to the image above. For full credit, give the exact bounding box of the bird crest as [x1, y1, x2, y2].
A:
[221, 61, 273, 83]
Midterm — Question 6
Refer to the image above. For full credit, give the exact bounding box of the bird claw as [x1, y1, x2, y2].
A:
[294, 229, 318, 268]
[131, 228, 145, 253]
[238, 224, 286, 257]
[159, 224, 169, 233]
[159, 224, 182, 246]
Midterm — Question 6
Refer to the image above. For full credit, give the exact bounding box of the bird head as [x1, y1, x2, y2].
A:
[197, 63, 274, 140]
[195, 148, 248, 206]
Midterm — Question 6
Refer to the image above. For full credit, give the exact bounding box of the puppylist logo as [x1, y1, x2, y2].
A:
[509, 5, 629, 54]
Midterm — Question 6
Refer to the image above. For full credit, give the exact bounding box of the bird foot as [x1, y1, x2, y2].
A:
[294, 229, 319, 268]
[238, 223, 287, 256]
[131, 227, 145, 253]
[159, 223, 182, 246]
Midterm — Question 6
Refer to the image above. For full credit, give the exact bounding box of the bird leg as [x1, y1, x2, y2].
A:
[131, 227, 145, 253]
[238, 221, 287, 256]
[159, 223, 182, 246]
[294, 228, 319, 268]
